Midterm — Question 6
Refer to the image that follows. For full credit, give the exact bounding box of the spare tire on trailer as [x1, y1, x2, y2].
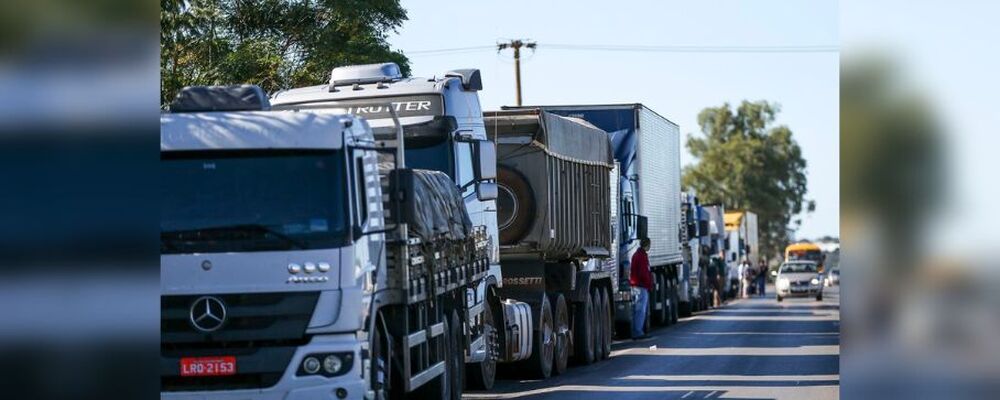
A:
[497, 166, 535, 245]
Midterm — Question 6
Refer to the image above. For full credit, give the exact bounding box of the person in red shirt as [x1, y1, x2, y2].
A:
[630, 238, 653, 339]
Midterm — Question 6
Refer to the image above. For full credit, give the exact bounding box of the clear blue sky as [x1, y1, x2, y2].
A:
[389, 0, 839, 239]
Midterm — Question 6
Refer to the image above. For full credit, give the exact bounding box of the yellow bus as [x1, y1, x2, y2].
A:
[784, 242, 825, 272]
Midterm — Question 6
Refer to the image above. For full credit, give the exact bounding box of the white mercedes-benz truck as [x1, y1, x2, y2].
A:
[161, 85, 489, 399]
[271, 63, 528, 390]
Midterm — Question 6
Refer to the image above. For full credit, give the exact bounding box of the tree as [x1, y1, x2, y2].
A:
[683, 100, 814, 261]
[161, 0, 410, 106]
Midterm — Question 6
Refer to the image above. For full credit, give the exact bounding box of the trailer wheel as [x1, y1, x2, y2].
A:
[599, 290, 613, 360]
[522, 294, 554, 379]
[552, 294, 569, 375]
[592, 290, 605, 360]
[572, 290, 595, 365]
[466, 300, 496, 390]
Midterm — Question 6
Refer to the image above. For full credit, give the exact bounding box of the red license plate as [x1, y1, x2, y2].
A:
[180, 356, 237, 377]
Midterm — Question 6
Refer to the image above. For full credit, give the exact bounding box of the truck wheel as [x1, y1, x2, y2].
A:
[592, 290, 605, 360]
[552, 294, 569, 375]
[670, 281, 679, 324]
[777, 295, 784, 302]
[599, 290, 612, 360]
[448, 311, 464, 400]
[415, 317, 452, 400]
[572, 290, 595, 365]
[651, 274, 666, 325]
[466, 301, 496, 390]
[370, 311, 392, 400]
[523, 294, 554, 379]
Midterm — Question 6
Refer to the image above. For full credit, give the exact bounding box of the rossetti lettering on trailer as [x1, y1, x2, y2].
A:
[503, 277, 543, 286]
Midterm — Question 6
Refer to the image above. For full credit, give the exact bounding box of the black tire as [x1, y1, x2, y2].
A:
[777, 295, 784, 302]
[448, 311, 464, 400]
[816, 293, 823, 301]
[651, 273, 666, 325]
[497, 166, 535, 245]
[680, 301, 691, 318]
[522, 294, 554, 379]
[415, 317, 452, 400]
[599, 289, 612, 360]
[370, 311, 393, 400]
[670, 280, 679, 324]
[552, 294, 569, 375]
[572, 289, 596, 365]
[592, 290, 605, 360]
[466, 300, 496, 390]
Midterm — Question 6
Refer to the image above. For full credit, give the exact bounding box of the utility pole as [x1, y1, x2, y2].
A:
[497, 39, 536, 106]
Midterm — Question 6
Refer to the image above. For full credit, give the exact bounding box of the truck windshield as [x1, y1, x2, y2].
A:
[161, 150, 349, 254]
[405, 136, 454, 175]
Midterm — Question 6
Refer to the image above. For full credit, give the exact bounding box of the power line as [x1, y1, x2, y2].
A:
[406, 45, 495, 55]
[405, 43, 839, 56]
[541, 44, 838, 53]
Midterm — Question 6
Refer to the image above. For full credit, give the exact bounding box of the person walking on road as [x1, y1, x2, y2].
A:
[740, 259, 752, 298]
[630, 238, 653, 339]
[757, 261, 767, 297]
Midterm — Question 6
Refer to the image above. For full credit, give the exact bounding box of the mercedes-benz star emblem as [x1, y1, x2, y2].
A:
[189, 296, 227, 332]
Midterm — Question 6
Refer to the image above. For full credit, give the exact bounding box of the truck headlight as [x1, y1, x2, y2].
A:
[810, 278, 820, 285]
[777, 278, 789, 288]
[302, 357, 321, 374]
[298, 352, 354, 377]
[323, 354, 343, 374]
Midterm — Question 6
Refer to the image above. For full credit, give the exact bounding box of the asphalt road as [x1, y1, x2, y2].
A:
[466, 284, 840, 400]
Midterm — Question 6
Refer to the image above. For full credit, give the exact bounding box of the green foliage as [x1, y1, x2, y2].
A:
[161, 0, 410, 106]
[841, 57, 941, 265]
[683, 100, 814, 260]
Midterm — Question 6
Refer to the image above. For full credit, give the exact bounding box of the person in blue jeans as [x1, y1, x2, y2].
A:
[630, 238, 653, 339]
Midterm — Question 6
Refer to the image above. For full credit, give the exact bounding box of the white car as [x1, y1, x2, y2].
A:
[775, 261, 824, 302]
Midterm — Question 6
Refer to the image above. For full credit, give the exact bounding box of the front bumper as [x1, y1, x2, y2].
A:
[777, 285, 822, 297]
[162, 334, 366, 400]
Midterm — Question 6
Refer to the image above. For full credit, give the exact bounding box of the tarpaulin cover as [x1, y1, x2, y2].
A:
[390, 168, 472, 242]
[169, 85, 271, 113]
[485, 110, 612, 166]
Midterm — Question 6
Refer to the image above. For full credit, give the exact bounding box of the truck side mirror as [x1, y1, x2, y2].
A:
[637, 215, 648, 240]
[476, 182, 498, 201]
[698, 220, 709, 237]
[474, 140, 496, 181]
[687, 222, 697, 239]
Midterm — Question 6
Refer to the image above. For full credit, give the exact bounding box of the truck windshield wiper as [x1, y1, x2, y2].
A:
[161, 224, 308, 250]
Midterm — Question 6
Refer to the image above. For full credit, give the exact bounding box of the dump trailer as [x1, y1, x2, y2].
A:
[504, 104, 684, 333]
[160, 85, 489, 400]
[272, 62, 524, 390]
[483, 109, 618, 378]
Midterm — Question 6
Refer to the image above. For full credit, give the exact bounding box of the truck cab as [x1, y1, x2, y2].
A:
[271, 63, 504, 389]
[160, 86, 382, 399]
